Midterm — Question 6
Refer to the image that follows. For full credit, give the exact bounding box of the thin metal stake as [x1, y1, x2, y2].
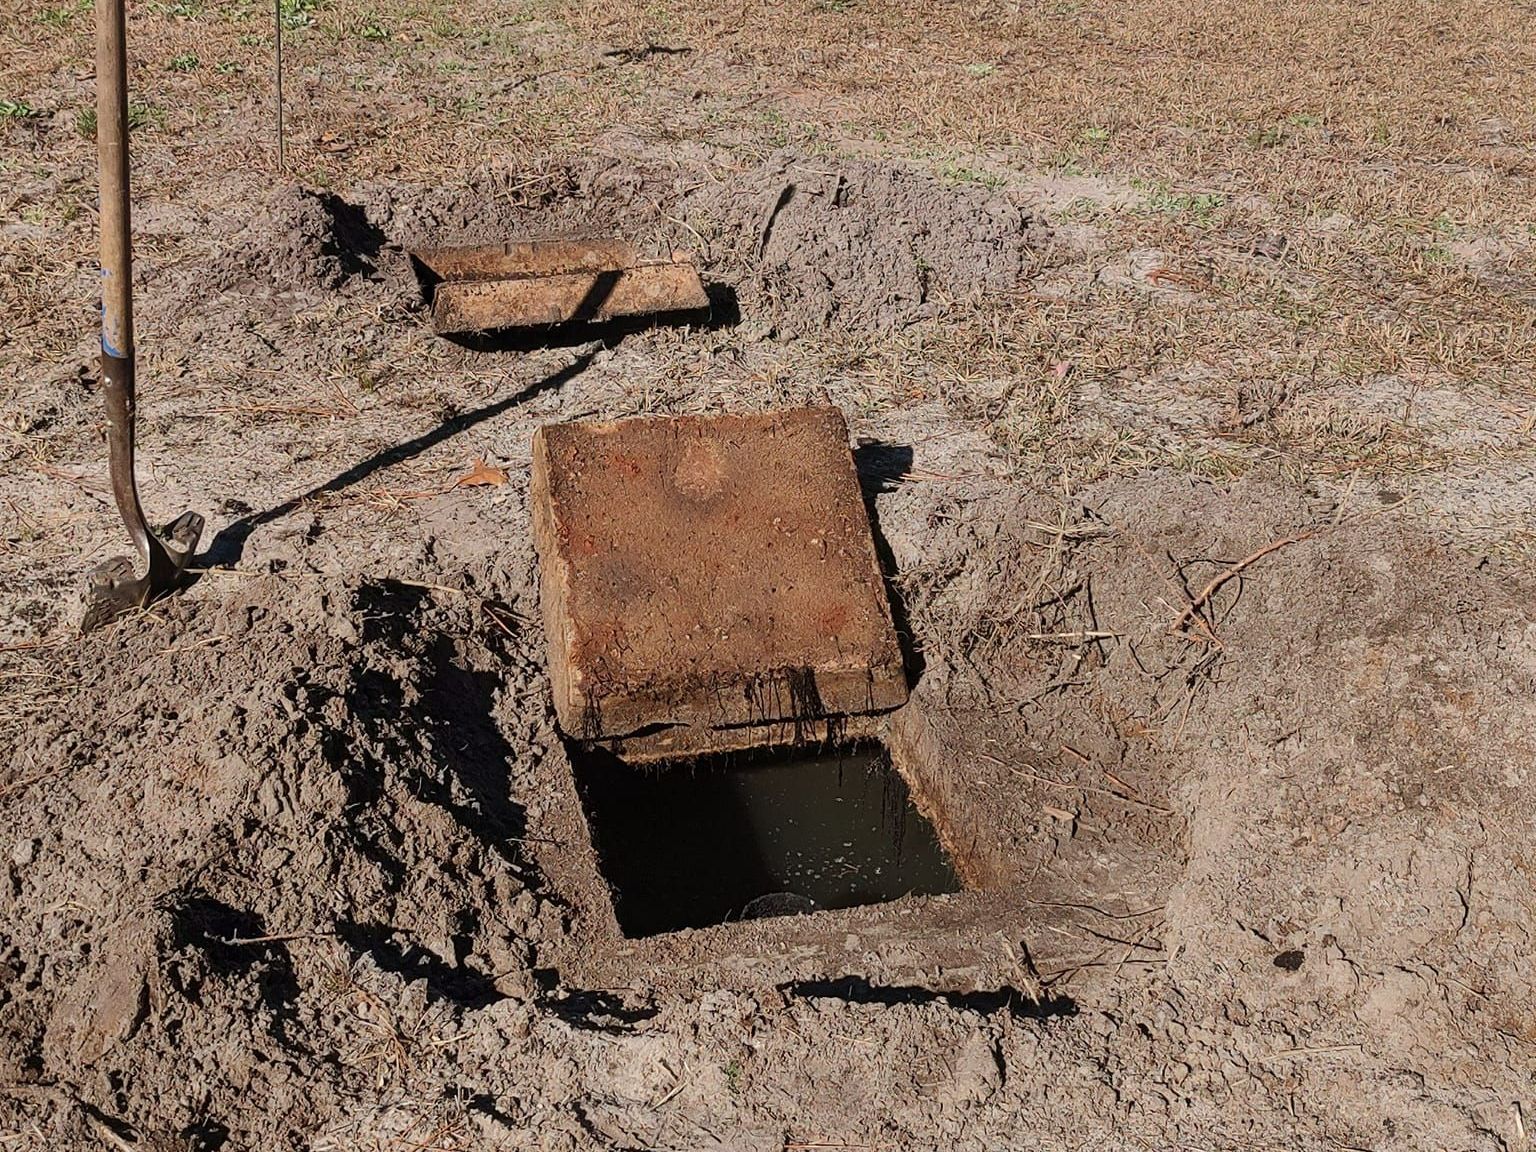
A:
[274, 0, 285, 170]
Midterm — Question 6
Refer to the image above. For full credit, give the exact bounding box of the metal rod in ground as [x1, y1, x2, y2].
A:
[274, 0, 284, 170]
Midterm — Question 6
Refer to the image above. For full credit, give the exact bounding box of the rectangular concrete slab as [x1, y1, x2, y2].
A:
[531, 406, 908, 749]
[432, 262, 708, 334]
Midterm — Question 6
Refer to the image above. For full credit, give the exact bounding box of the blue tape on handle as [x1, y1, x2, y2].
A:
[99, 298, 125, 357]
[98, 280, 126, 356]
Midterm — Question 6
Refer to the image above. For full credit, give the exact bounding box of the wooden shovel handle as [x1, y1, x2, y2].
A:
[82, 0, 205, 631]
[96, 0, 133, 361]
[95, 0, 158, 573]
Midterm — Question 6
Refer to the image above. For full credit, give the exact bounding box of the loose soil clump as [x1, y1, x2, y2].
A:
[689, 154, 1047, 335]
[212, 187, 390, 293]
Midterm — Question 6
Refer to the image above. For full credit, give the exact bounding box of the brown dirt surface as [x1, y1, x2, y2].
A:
[686, 154, 1047, 336]
[3, 1, 1536, 1149]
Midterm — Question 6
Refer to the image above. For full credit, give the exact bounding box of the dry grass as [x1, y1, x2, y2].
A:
[4, 0, 1532, 207]
[0, 0, 1533, 639]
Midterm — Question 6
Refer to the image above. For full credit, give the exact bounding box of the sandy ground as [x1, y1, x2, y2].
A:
[3, 2, 1536, 1149]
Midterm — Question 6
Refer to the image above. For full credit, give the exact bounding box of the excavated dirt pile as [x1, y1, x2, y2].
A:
[3, 155, 1534, 1150]
[6, 454, 1536, 1149]
[202, 153, 1047, 336]
[686, 154, 1048, 335]
[211, 188, 390, 293]
[4, 576, 561, 1146]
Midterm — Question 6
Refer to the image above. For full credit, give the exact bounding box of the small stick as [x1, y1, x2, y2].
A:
[1036, 956, 1167, 981]
[480, 604, 519, 640]
[0, 771, 58, 799]
[1173, 530, 1315, 633]
[1024, 898, 1165, 921]
[1024, 630, 1121, 642]
[982, 753, 1172, 815]
[0, 639, 60, 653]
[1022, 519, 1111, 540]
[82, 1112, 136, 1152]
[208, 403, 350, 418]
[389, 577, 468, 597]
[1125, 535, 1220, 647]
[216, 929, 334, 946]
[1269, 1043, 1364, 1057]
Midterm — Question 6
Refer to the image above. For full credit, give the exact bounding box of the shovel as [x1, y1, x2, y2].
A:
[410, 238, 710, 336]
[82, 0, 203, 632]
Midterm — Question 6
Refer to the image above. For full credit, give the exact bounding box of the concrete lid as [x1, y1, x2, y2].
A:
[530, 405, 909, 746]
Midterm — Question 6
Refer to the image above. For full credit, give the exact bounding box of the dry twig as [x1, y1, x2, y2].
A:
[1172, 530, 1315, 635]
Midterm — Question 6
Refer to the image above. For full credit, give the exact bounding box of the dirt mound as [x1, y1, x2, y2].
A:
[5, 461, 1536, 1148]
[1, 576, 555, 1146]
[352, 161, 624, 252]
[209, 187, 389, 292]
[199, 156, 1042, 333]
[689, 154, 1047, 335]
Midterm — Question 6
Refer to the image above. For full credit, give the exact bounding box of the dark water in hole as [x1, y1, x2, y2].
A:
[572, 742, 960, 938]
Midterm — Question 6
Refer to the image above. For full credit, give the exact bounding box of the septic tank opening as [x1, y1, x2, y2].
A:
[570, 740, 961, 938]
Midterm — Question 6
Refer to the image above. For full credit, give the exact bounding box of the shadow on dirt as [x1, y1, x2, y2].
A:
[335, 920, 504, 1008]
[166, 896, 302, 1040]
[466, 1094, 520, 1129]
[854, 439, 913, 496]
[347, 582, 535, 871]
[533, 969, 660, 1033]
[783, 975, 1076, 1020]
[853, 440, 924, 686]
[316, 191, 388, 281]
[324, 580, 571, 1005]
[200, 351, 596, 568]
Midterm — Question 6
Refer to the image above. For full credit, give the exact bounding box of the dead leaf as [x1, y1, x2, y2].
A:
[455, 459, 508, 489]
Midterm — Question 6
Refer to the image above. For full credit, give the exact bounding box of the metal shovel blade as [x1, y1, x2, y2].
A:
[83, 510, 204, 633]
[410, 238, 710, 336]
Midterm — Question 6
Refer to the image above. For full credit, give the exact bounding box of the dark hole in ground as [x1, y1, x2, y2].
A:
[166, 895, 300, 1041]
[571, 740, 960, 937]
[180, 1117, 231, 1152]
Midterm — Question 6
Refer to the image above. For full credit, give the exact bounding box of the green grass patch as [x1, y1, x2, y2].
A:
[36, 0, 90, 25]
[279, 0, 320, 30]
[1142, 185, 1227, 226]
[940, 162, 1005, 189]
[357, 14, 390, 40]
[74, 101, 165, 140]
[1248, 123, 1286, 148]
[1048, 151, 1088, 175]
